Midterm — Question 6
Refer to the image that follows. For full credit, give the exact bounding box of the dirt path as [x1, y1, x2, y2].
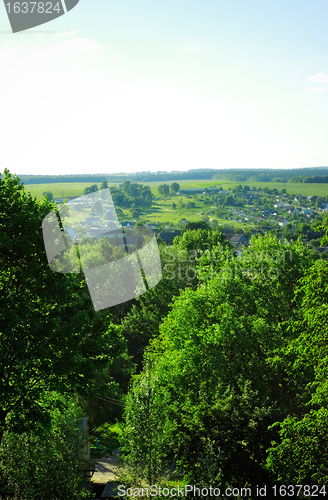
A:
[91, 453, 120, 483]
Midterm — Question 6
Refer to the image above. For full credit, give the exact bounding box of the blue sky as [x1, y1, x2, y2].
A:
[1, 0, 328, 175]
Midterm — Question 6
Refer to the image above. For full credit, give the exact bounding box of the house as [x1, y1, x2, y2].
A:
[179, 189, 203, 193]
[226, 234, 249, 256]
[158, 231, 182, 245]
[86, 227, 107, 238]
[105, 222, 119, 229]
[316, 246, 328, 254]
[227, 234, 249, 247]
[85, 216, 101, 224]
[85, 228, 125, 245]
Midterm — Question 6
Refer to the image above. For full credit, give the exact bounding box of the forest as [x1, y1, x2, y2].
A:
[17, 167, 328, 186]
[1, 169, 328, 499]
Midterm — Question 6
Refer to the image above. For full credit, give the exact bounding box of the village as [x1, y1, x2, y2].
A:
[55, 183, 328, 260]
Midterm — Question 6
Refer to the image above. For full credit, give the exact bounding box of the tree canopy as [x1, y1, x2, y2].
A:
[0, 170, 124, 444]
[121, 234, 317, 489]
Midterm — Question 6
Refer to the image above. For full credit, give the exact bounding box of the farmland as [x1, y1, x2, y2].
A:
[24, 182, 118, 200]
[23, 179, 326, 230]
[25, 179, 328, 201]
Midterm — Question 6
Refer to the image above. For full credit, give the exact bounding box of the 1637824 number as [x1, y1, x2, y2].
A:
[272, 485, 326, 497]
[5, 2, 62, 14]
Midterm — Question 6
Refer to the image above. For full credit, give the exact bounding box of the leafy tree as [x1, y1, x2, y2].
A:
[171, 202, 177, 210]
[182, 221, 210, 232]
[141, 188, 152, 199]
[115, 208, 124, 219]
[113, 193, 125, 206]
[0, 393, 89, 500]
[100, 180, 109, 190]
[78, 349, 134, 431]
[144, 194, 152, 209]
[92, 200, 103, 216]
[84, 184, 98, 195]
[225, 194, 234, 206]
[122, 234, 315, 490]
[158, 184, 170, 197]
[266, 259, 328, 485]
[0, 170, 123, 446]
[123, 181, 131, 193]
[120, 356, 173, 486]
[174, 229, 229, 255]
[115, 250, 189, 371]
[42, 191, 53, 202]
[74, 204, 84, 212]
[129, 183, 140, 198]
[170, 182, 180, 194]
[316, 214, 328, 246]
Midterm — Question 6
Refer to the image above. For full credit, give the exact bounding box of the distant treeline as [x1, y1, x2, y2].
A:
[290, 175, 328, 183]
[16, 167, 328, 185]
[17, 170, 218, 184]
[212, 168, 328, 183]
[18, 174, 111, 184]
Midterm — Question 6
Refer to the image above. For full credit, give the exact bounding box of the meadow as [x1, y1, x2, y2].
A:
[24, 179, 327, 232]
[25, 182, 119, 200]
[143, 179, 328, 198]
[25, 179, 328, 201]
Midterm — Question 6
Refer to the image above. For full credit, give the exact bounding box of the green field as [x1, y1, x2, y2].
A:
[143, 179, 328, 198]
[25, 179, 328, 201]
[23, 178, 327, 233]
[25, 182, 119, 200]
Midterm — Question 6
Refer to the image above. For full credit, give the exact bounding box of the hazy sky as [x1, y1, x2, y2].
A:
[1, 0, 328, 175]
